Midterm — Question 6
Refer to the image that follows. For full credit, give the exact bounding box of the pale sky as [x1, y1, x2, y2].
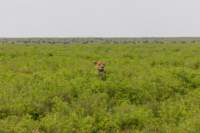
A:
[0, 0, 200, 37]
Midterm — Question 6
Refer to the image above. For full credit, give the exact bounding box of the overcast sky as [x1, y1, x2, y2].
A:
[0, 0, 200, 37]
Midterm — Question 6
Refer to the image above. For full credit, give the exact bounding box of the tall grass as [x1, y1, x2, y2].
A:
[0, 43, 200, 132]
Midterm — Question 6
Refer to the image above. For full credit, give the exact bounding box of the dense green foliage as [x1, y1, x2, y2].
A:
[0, 43, 200, 133]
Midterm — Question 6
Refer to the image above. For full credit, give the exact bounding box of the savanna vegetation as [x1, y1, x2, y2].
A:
[0, 42, 200, 133]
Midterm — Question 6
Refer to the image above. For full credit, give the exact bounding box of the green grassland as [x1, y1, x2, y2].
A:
[0, 43, 200, 133]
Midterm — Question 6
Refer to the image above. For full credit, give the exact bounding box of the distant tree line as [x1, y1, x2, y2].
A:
[0, 38, 199, 44]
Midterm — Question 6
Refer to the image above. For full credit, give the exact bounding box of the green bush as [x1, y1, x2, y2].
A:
[0, 43, 199, 132]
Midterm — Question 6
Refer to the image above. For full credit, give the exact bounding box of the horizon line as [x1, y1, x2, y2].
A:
[1, 36, 200, 39]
